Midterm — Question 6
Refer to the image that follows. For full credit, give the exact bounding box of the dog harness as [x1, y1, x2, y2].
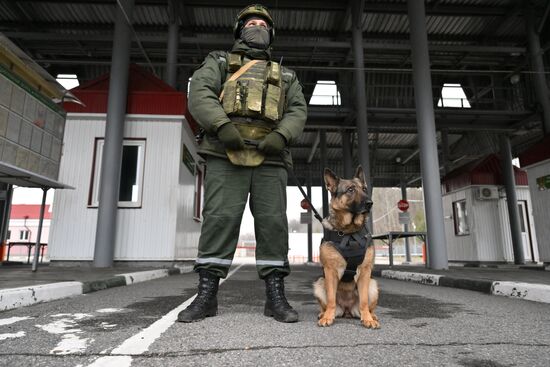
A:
[323, 225, 373, 282]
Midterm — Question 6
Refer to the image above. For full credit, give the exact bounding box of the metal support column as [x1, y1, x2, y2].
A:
[93, 0, 134, 267]
[307, 168, 313, 263]
[351, 0, 372, 193]
[500, 135, 525, 265]
[32, 188, 48, 272]
[441, 128, 451, 175]
[165, 0, 179, 88]
[320, 130, 329, 218]
[341, 130, 353, 177]
[407, 0, 448, 269]
[400, 180, 411, 263]
[525, 1, 550, 134]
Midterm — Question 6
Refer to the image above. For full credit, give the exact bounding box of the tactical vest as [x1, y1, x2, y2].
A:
[220, 52, 285, 124]
[323, 225, 373, 282]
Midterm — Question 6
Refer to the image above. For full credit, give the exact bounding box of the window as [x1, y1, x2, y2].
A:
[452, 200, 470, 236]
[89, 138, 146, 208]
[20, 230, 30, 240]
[56, 74, 80, 90]
[437, 83, 471, 108]
[309, 80, 341, 106]
[193, 166, 204, 221]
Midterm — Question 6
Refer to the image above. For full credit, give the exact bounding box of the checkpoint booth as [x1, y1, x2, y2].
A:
[519, 135, 550, 265]
[48, 64, 203, 263]
[441, 154, 538, 264]
[0, 34, 71, 267]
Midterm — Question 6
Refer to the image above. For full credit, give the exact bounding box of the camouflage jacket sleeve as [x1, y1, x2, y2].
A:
[188, 51, 230, 134]
[274, 68, 307, 145]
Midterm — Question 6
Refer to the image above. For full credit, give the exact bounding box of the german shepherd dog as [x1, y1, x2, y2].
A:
[313, 166, 380, 328]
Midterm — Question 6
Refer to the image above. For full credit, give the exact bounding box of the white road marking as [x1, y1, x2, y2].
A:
[100, 322, 117, 329]
[0, 316, 32, 326]
[36, 313, 94, 355]
[86, 264, 244, 366]
[51, 313, 93, 320]
[51, 333, 94, 355]
[0, 331, 25, 340]
[86, 356, 132, 367]
[96, 308, 126, 313]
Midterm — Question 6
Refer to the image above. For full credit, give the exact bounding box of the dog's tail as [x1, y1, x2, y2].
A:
[368, 278, 379, 310]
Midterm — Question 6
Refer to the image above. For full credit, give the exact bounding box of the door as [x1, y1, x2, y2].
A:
[517, 201, 533, 262]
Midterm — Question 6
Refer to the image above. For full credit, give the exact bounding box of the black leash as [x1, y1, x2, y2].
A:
[282, 158, 324, 224]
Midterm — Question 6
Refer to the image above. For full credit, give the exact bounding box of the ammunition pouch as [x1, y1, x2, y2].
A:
[225, 118, 272, 167]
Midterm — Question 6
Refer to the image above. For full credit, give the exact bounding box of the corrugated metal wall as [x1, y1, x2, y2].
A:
[443, 185, 537, 263]
[443, 188, 479, 261]
[49, 114, 201, 261]
[497, 187, 538, 263]
[175, 119, 202, 260]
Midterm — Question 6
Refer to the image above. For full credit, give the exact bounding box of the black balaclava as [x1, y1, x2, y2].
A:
[240, 16, 271, 49]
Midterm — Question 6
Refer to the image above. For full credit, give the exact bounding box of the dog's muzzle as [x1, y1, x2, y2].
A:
[356, 199, 373, 214]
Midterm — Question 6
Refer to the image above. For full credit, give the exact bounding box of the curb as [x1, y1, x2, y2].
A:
[0, 265, 193, 312]
[373, 269, 550, 304]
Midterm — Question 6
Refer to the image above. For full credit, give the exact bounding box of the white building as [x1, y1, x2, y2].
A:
[519, 135, 550, 265]
[49, 65, 202, 263]
[441, 154, 538, 264]
[8, 204, 51, 244]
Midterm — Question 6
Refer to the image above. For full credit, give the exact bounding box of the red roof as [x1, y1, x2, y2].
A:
[518, 135, 550, 167]
[62, 64, 196, 132]
[10, 204, 52, 220]
[442, 154, 528, 193]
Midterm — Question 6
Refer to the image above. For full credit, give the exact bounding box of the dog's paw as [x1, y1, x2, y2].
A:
[318, 315, 335, 327]
[361, 318, 380, 329]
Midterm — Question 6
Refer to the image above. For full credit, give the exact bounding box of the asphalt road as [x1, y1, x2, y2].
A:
[1, 264, 549, 367]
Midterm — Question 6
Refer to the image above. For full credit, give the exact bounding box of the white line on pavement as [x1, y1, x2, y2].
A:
[86, 264, 244, 366]
[0, 316, 33, 326]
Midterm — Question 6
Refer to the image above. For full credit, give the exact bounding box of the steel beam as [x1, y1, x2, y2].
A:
[407, 0, 448, 269]
[320, 130, 329, 218]
[500, 135, 525, 265]
[351, 0, 372, 195]
[31, 188, 48, 272]
[307, 168, 313, 263]
[341, 130, 354, 177]
[2, 30, 527, 54]
[400, 179, 411, 263]
[93, 0, 134, 268]
[525, 1, 550, 134]
[165, 0, 179, 88]
[307, 131, 321, 164]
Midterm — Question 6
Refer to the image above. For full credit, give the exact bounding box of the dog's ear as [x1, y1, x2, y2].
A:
[324, 168, 339, 194]
[354, 165, 366, 184]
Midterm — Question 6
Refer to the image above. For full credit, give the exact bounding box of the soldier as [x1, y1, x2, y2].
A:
[177, 4, 307, 323]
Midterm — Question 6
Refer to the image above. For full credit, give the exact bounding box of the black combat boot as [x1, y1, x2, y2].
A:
[177, 270, 219, 323]
[264, 272, 299, 323]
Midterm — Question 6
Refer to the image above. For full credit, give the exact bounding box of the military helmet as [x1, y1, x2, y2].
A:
[233, 4, 275, 44]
